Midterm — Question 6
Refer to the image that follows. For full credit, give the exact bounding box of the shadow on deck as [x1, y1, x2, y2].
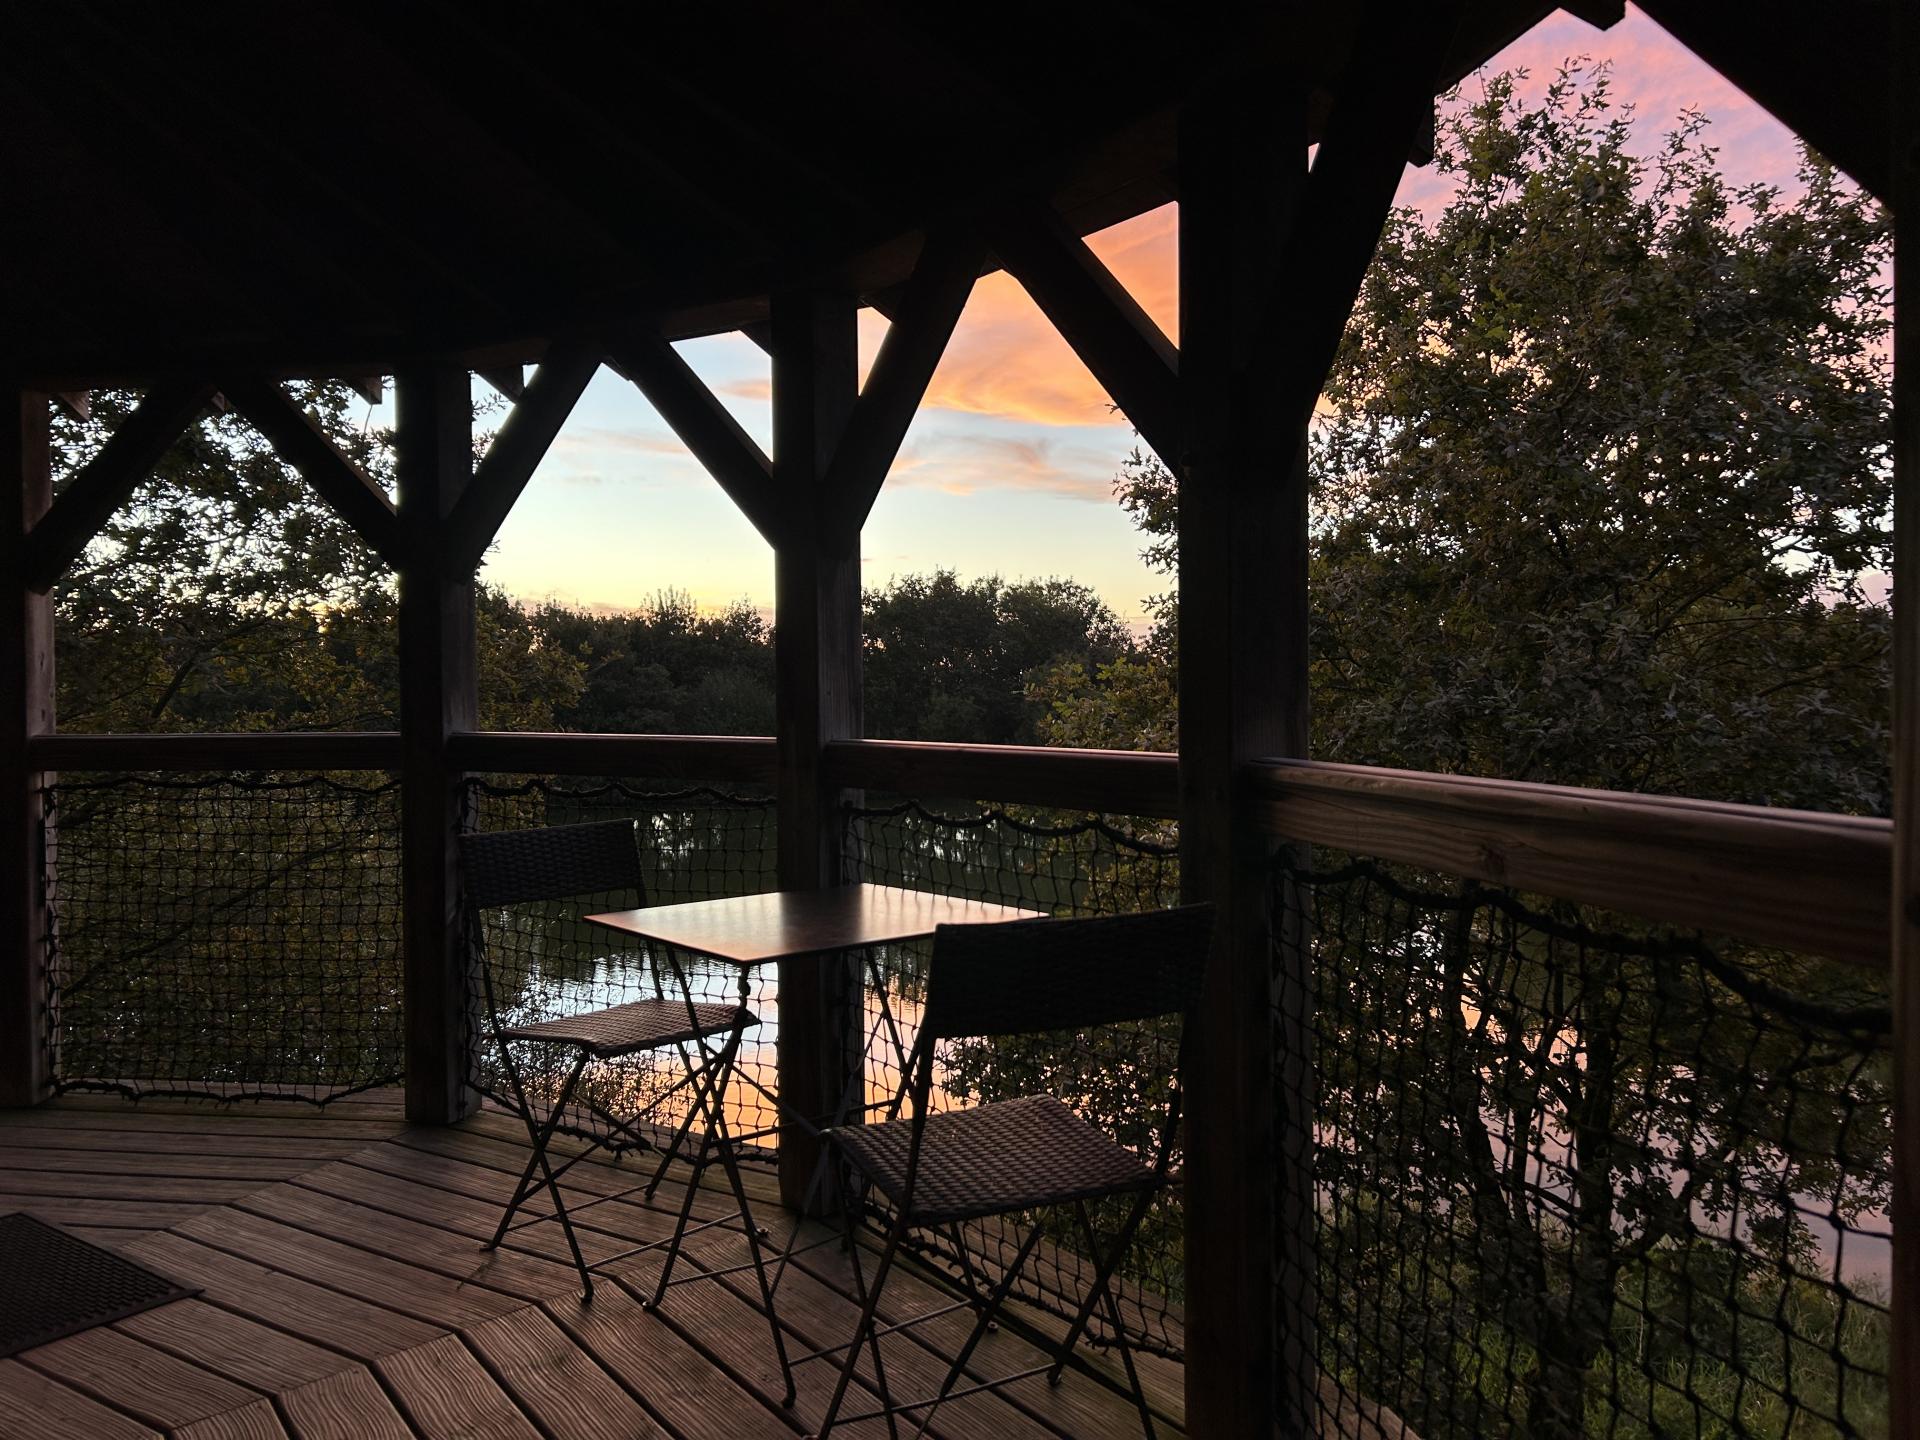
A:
[0, 1090, 1185, 1439]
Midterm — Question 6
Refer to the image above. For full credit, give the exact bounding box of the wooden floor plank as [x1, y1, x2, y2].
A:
[241, 1182, 584, 1306]
[464, 1305, 671, 1440]
[0, 1109, 400, 1140]
[47, 1086, 405, 1117]
[790, 1232, 1164, 1439]
[278, 1367, 413, 1440]
[20, 1325, 262, 1431]
[0, 1357, 160, 1440]
[376, 1333, 540, 1440]
[668, 1226, 1060, 1440]
[173, 1399, 292, 1440]
[393, 1156, 1038, 1440]
[0, 1195, 217, 1230]
[294, 1159, 636, 1269]
[115, 1297, 346, 1392]
[395, 1124, 738, 1223]
[0, 1093, 1184, 1439]
[119, 1232, 442, 1363]
[0, 1144, 318, 1182]
[0, 1169, 268, 1203]
[171, 1207, 521, 1331]
[541, 1286, 796, 1440]
[0, 1125, 377, 1161]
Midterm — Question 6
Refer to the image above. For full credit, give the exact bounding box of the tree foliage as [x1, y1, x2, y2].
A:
[1058, 67, 1892, 821]
[53, 384, 582, 733]
[862, 570, 1133, 744]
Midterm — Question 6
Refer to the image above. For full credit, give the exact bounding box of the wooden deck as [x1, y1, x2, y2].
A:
[0, 1091, 1184, 1440]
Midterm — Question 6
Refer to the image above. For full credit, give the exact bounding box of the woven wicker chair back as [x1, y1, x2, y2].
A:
[459, 819, 646, 909]
[921, 903, 1214, 1042]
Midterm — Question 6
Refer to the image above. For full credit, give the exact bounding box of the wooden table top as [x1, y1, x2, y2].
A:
[585, 883, 1044, 966]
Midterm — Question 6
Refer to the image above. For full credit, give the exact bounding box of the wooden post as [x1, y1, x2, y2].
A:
[395, 363, 479, 1125]
[0, 389, 54, 1107]
[1178, 80, 1310, 1437]
[771, 289, 863, 1211]
[1891, 2, 1918, 1427]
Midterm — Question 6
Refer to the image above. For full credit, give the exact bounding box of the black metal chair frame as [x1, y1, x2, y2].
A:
[808, 903, 1213, 1439]
[459, 819, 795, 1404]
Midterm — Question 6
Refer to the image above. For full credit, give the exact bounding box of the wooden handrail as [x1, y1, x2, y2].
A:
[1252, 759, 1891, 971]
[27, 731, 403, 770]
[823, 738, 1180, 817]
[449, 731, 778, 784]
[23, 730, 1884, 966]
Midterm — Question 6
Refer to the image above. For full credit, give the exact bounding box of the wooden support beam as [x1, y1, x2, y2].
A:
[345, 376, 384, 406]
[221, 378, 407, 570]
[1891, 0, 1918, 1422]
[738, 323, 773, 356]
[1561, 0, 1625, 26]
[476, 366, 525, 402]
[1177, 72, 1308, 1440]
[1262, 3, 1464, 427]
[24, 380, 216, 593]
[770, 290, 863, 1213]
[51, 392, 89, 423]
[394, 363, 478, 1127]
[607, 332, 781, 547]
[825, 228, 983, 534]
[985, 203, 1182, 467]
[1, 389, 55, 1106]
[445, 341, 601, 571]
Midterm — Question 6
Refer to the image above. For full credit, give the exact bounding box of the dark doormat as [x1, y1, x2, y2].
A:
[0, 1212, 199, 1358]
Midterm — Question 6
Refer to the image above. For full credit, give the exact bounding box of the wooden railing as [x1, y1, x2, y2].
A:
[27, 729, 1890, 969]
[1253, 759, 1890, 971]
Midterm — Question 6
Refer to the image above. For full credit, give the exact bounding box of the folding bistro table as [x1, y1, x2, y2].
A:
[584, 883, 1044, 1280]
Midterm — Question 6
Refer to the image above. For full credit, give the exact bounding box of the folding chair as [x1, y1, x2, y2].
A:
[812, 903, 1213, 1439]
[458, 820, 790, 1391]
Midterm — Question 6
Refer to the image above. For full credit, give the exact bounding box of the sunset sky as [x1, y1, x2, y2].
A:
[452, 4, 1819, 626]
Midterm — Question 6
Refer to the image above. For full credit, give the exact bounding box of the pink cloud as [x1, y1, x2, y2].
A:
[911, 5, 1810, 435]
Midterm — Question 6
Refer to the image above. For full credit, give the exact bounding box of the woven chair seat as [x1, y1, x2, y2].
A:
[829, 1094, 1157, 1224]
[496, 999, 752, 1059]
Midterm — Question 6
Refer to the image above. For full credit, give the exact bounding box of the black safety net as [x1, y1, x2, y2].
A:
[44, 771, 404, 1103]
[1280, 849, 1891, 1440]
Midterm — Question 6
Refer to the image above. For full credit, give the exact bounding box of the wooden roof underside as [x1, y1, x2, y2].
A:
[0, 0, 1892, 389]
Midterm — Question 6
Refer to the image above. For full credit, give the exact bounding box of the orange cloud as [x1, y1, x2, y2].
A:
[916, 205, 1177, 430]
[885, 431, 1121, 501]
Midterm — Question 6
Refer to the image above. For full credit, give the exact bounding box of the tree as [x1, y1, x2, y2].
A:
[864, 570, 1134, 744]
[1036, 64, 1894, 1436]
[525, 591, 775, 736]
[1063, 69, 1891, 817]
[53, 384, 583, 734]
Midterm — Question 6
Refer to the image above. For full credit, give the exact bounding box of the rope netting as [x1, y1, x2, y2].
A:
[1281, 849, 1891, 1440]
[842, 797, 1186, 1361]
[44, 771, 404, 1103]
[463, 776, 778, 1155]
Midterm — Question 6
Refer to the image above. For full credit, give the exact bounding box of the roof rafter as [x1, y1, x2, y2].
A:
[826, 227, 985, 534]
[221, 378, 407, 571]
[25, 380, 218, 593]
[607, 332, 781, 548]
[445, 340, 603, 571]
[1261, 0, 1467, 425]
[985, 202, 1182, 468]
